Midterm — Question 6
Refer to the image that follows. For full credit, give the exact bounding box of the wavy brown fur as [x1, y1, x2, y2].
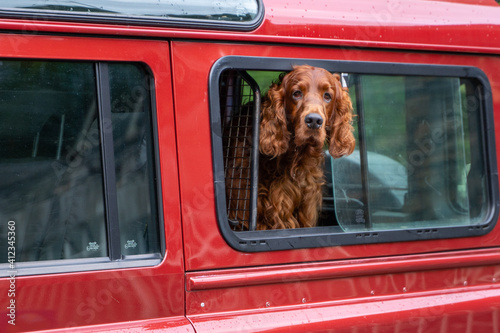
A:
[226, 65, 355, 230]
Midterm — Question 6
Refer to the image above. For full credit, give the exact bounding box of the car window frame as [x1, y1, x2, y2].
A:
[0, 0, 264, 31]
[0, 60, 165, 277]
[209, 55, 499, 252]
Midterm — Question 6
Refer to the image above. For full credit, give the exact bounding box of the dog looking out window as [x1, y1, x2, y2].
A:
[225, 65, 355, 230]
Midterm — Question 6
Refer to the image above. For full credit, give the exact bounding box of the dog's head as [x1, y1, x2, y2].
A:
[259, 65, 355, 158]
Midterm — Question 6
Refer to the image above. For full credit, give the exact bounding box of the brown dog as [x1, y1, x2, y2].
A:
[225, 65, 355, 230]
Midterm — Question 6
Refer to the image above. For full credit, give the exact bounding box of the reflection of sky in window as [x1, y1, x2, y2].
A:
[1, 0, 259, 19]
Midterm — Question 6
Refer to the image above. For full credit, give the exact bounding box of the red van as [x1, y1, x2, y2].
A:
[2, 0, 500, 331]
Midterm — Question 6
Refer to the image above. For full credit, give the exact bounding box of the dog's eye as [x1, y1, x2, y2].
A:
[323, 92, 332, 103]
[292, 90, 303, 100]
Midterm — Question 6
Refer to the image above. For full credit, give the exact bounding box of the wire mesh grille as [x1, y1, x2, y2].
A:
[220, 71, 257, 231]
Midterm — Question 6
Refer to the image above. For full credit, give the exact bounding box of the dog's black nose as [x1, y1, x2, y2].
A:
[305, 113, 324, 129]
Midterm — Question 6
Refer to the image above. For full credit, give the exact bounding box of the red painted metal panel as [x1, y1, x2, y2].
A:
[189, 286, 500, 332]
[0, 0, 499, 54]
[0, 35, 185, 332]
[32, 316, 194, 333]
[185, 250, 500, 315]
[0, 0, 499, 330]
[186, 249, 500, 291]
[172, 40, 500, 273]
[170, 37, 500, 330]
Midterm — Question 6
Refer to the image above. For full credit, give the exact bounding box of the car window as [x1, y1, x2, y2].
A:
[210, 57, 498, 251]
[0, 60, 160, 269]
[0, 0, 262, 30]
[334, 75, 487, 232]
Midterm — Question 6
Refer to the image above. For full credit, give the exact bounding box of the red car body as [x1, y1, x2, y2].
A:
[2, 0, 500, 332]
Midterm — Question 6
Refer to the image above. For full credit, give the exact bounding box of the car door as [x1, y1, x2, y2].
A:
[0, 34, 190, 332]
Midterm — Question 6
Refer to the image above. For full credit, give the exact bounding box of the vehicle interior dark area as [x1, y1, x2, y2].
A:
[0, 61, 160, 263]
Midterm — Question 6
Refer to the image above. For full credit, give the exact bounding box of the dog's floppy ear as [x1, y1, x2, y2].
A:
[259, 79, 290, 158]
[328, 74, 356, 158]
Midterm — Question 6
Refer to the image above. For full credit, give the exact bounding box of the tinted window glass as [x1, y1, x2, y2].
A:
[109, 64, 160, 255]
[1, 0, 259, 22]
[0, 61, 105, 261]
[0, 60, 160, 263]
[334, 75, 487, 232]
